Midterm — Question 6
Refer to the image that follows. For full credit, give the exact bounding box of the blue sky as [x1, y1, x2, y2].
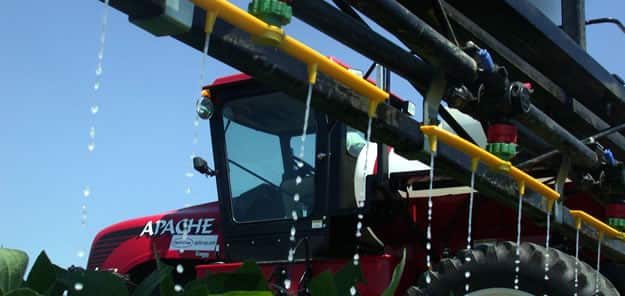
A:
[1, 0, 624, 270]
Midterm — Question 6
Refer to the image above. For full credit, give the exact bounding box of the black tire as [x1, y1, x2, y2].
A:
[405, 241, 618, 296]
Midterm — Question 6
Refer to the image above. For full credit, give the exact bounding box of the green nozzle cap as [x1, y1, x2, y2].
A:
[487, 142, 518, 160]
[608, 217, 625, 231]
[248, 0, 292, 27]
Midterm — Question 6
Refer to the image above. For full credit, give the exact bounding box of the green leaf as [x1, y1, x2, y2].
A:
[181, 281, 209, 296]
[55, 269, 129, 296]
[186, 262, 269, 294]
[334, 262, 364, 295]
[310, 271, 337, 296]
[4, 288, 40, 296]
[24, 252, 56, 295]
[154, 248, 175, 296]
[0, 248, 29, 293]
[207, 292, 272, 296]
[131, 264, 173, 296]
[381, 248, 406, 296]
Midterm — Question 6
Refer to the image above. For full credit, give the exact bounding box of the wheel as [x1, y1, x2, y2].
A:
[405, 241, 618, 296]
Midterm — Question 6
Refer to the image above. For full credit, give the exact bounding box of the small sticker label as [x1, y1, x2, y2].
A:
[169, 235, 218, 251]
[311, 219, 323, 229]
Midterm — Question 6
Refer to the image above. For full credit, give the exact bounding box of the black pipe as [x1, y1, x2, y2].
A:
[518, 122, 625, 169]
[345, 0, 477, 83]
[516, 104, 598, 168]
[290, 0, 432, 91]
[561, 0, 586, 49]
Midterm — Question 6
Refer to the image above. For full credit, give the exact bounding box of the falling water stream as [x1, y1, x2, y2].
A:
[425, 152, 435, 285]
[544, 210, 552, 284]
[464, 170, 476, 293]
[574, 227, 580, 296]
[349, 116, 373, 296]
[283, 83, 315, 291]
[79, 0, 110, 264]
[514, 186, 524, 290]
[595, 235, 603, 295]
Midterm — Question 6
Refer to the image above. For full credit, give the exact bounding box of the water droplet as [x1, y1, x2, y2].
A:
[514, 259, 520, 264]
[89, 126, 96, 139]
[426, 242, 431, 250]
[185, 187, 191, 195]
[425, 274, 431, 284]
[74, 282, 84, 291]
[63, 290, 68, 296]
[90, 105, 99, 115]
[77, 249, 85, 258]
[465, 284, 470, 292]
[515, 266, 520, 272]
[358, 214, 364, 219]
[176, 264, 184, 274]
[353, 253, 360, 261]
[514, 285, 519, 290]
[88, 142, 95, 152]
[356, 221, 362, 230]
[544, 275, 549, 280]
[185, 172, 194, 178]
[192, 136, 198, 144]
[357, 200, 365, 208]
[296, 176, 302, 184]
[284, 279, 291, 289]
[83, 186, 91, 198]
[350, 286, 357, 295]
[94, 81, 100, 91]
[355, 230, 361, 237]
[291, 210, 298, 221]
[465, 271, 471, 278]
[193, 119, 199, 127]
[514, 278, 519, 284]
[288, 249, 294, 262]
[95, 65, 102, 76]
[465, 256, 471, 262]
[174, 284, 183, 292]
[293, 193, 300, 202]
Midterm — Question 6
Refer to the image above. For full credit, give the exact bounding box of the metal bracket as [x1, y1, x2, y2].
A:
[423, 72, 447, 126]
[554, 155, 572, 224]
[422, 72, 447, 152]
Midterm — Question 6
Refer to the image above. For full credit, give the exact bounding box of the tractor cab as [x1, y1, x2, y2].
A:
[197, 73, 379, 262]
[193, 74, 422, 261]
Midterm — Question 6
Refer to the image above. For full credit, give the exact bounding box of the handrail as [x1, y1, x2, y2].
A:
[420, 125, 560, 203]
[569, 210, 625, 240]
[190, 0, 389, 116]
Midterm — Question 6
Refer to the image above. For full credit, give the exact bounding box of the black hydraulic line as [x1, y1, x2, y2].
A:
[290, 0, 432, 91]
[518, 122, 625, 169]
[431, 0, 459, 46]
[363, 62, 376, 79]
[344, 0, 477, 83]
[586, 18, 625, 35]
[331, 0, 368, 27]
[516, 104, 598, 168]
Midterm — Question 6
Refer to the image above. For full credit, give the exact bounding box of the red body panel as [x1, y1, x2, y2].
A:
[88, 202, 222, 274]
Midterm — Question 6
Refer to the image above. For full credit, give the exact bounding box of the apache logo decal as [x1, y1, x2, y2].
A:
[139, 218, 214, 237]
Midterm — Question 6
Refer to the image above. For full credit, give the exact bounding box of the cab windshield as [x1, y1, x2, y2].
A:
[222, 92, 316, 223]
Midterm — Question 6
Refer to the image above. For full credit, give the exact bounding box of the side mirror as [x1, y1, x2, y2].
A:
[193, 156, 215, 177]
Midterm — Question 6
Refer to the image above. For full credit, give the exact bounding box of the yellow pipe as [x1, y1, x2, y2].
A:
[420, 125, 559, 202]
[569, 210, 625, 240]
[190, 0, 389, 117]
